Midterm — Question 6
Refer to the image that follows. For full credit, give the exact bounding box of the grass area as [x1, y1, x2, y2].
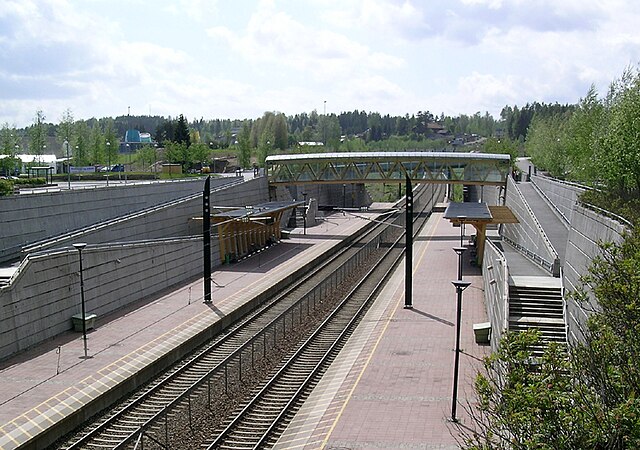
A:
[366, 183, 405, 202]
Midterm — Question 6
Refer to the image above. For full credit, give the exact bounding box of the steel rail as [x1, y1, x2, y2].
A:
[62, 207, 402, 449]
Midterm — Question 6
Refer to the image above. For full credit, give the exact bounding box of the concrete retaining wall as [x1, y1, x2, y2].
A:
[531, 175, 587, 225]
[18, 178, 269, 254]
[502, 177, 560, 275]
[0, 178, 271, 361]
[564, 204, 627, 343]
[0, 178, 238, 263]
[286, 184, 372, 209]
[0, 238, 212, 359]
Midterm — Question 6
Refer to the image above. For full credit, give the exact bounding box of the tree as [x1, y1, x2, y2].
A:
[189, 142, 210, 168]
[104, 120, 118, 167]
[155, 119, 175, 143]
[563, 85, 603, 183]
[258, 128, 274, 166]
[525, 113, 569, 178]
[29, 110, 46, 155]
[88, 126, 104, 166]
[461, 229, 640, 449]
[57, 108, 75, 167]
[273, 113, 288, 150]
[164, 141, 190, 169]
[238, 121, 252, 169]
[594, 68, 640, 198]
[137, 144, 158, 173]
[318, 114, 342, 148]
[0, 123, 20, 156]
[58, 109, 74, 144]
[482, 137, 518, 166]
[462, 330, 588, 449]
[175, 114, 191, 147]
[73, 121, 90, 166]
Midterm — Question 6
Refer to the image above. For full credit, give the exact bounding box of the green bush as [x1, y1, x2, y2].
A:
[16, 177, 46, 186]
[580, 189, 640, 226]
[0, 179, 14, 196]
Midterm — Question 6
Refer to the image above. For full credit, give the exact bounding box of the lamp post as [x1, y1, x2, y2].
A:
[458, 215, 466, 247]
[106, 141, 110, 186]
[72, 243, 90, 359]
[450, 279, 471, 422]
[302, 192, 307, 235]
[342, 184, 346, 209]
[64, 140, 71, 189]
[323, 100, 327, 145]
[154, 143, 158, 179]
[453, 246, 466, 281]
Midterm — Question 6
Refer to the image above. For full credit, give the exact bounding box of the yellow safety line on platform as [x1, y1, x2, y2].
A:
[0, 218, 367, 449]
[320, 213, 440, 449]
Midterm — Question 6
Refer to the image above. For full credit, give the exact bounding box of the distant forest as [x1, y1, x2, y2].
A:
[2, 102, 575, 156]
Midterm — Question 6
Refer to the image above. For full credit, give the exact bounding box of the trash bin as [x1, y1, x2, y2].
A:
[72, 313, 97, 332]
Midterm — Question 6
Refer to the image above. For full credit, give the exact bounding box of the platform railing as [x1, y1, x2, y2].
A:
[482, 238, 509, 351]
[503, 176, 560, 276]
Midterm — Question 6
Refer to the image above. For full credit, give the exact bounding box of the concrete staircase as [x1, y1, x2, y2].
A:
[508, 277, 566, 356]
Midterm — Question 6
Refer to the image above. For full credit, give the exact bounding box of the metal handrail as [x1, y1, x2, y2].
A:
[21, 178, 243, 254]
[508, 177, 559, 275]
[530, 177, 571, 225]
[580, 202, 633, 228]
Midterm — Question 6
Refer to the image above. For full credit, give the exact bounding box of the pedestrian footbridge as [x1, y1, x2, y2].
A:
[266, 151, 511, 186]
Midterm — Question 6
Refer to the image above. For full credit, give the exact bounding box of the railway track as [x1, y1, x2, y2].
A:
[61, 211, 402, 449]
[204, 211, 413, 449]
[61, 183, 439, 449]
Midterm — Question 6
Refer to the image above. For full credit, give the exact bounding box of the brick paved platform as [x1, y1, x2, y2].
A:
[0, 205, 491, 450]
[274, 211, 490, 449]
[0, 212, 375, 450]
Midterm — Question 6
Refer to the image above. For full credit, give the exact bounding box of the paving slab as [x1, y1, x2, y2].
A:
[0, 211, 377, 450]
[274, 211, 491, 449]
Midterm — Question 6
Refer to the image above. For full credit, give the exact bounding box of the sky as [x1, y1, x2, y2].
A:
[2, 0, 640, 129]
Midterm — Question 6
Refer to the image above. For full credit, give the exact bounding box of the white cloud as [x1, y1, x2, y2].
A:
[2, 0, 640, 129]
[206, 1, 404, 82]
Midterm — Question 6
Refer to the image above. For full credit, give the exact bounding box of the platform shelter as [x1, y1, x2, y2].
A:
[212, 201, 302, 263]
[444, 202, 519, 265]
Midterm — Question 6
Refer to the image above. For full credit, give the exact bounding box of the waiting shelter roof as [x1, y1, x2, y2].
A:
[444, 202, 492, 223]
[212, 201, 303, 219]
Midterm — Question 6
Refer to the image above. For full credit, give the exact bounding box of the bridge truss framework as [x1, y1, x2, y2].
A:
[265, 151, 511, 186]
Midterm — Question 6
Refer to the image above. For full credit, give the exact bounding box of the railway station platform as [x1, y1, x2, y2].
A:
[0, 211, 377, 450]
[0, 204, 490, 450]
[274, 209, 490, 449]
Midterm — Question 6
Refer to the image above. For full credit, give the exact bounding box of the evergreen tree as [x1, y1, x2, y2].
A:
[174, 114, 191, 147]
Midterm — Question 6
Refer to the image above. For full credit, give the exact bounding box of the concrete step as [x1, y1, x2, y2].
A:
[509, 292, 563, 301]
[510, 310, 564, 319]
[510, 299, 563, 308]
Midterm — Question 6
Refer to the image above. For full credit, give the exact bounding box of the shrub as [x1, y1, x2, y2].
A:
[0, 179, 14, 196]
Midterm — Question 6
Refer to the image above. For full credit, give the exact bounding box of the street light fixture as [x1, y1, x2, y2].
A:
[453, 246, 466, 281]
[106, 141, 110, 186]
[72, 243, 91, 359]
[450, 279, 471, 423]
[64, 140, 71, 189]
[302, 192, 307, 235]
[457, 215, 466, 247]
[342, 184, 346, 209]
[154, 143, 158, 179]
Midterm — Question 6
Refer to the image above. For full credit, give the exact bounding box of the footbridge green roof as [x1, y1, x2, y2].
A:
[265, 151, 511, 186]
